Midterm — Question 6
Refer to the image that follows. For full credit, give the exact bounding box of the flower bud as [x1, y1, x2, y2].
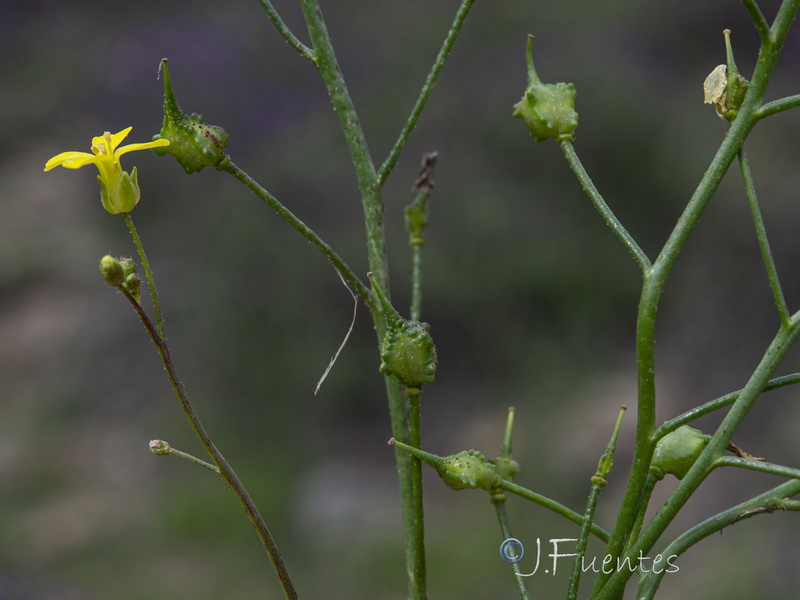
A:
[513, 35, 578, 143]
[152, 59, 230, 174]
[149, 439, 172, 455]
[99, 255, 125, 287]
[124, 273, 142, 304]
[651, 425, 711, 480]
[368, 273, 437, 389]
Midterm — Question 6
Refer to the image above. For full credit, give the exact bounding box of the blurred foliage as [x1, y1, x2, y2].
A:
[2, 0, 800, 598]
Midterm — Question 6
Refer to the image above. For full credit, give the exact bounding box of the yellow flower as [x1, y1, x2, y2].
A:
[44, 127, 170, 214]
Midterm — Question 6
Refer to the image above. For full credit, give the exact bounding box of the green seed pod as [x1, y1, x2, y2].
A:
[152, 59, 230, 174]
[368, 273, 437, 389]
[99, 255, 125, 287]
[652, 425, 711, 480]
[440, 449, 501, 491]
[512, 35, 578, 143]
[490, 454, 521, 481]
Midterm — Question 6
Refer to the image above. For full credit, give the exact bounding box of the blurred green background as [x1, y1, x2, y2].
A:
[2, 0, 800, 598]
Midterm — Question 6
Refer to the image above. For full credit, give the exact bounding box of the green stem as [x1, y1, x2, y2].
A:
[591, 3, 800, 592]
[257, 0, 316, 63]
[493, 499, 532, 600]
[744, 0, 771, 42]
[406, 388, 426, 600]
[119, 287, 297, 600]
[594, 313, 800, 600]
[149, 440, 221, 474]
[124, 213, 164, 339]
[637, 478, 800, 599]
[738, 148, 790, 325]
[297, 3, 429, 597]
[567, 406, 625, 600]
[654, 372, 800, 439]
[622, 472, 660, 557]
[558, 140, 651, 273]
[756, 93, 800, 118]
[376, 0, 476, 186]
[221, 160, 372, 308]
[714, 456, 800, 480]
[298, 0, 387, 297]
[496, 479, 610, 542]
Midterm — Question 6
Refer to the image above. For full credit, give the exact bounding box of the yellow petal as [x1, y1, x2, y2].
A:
[115, 138, 171, 157]
[91, 127, 133, 154]
[44, 151, 97, 171]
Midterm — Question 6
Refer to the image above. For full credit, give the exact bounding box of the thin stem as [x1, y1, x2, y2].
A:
[124, 213, 165, 339]
[714, 456, 800, 480]
[149, 440, 221, 474]
[637, 478, 800, 599]
[744, 0, 772, 43]
[298, 0, 387, 297]
[257, 0, 316, 63]
[406, 152, 436, 321]
[558, 140, 651, 274]
[406, 388, 426, 600]
[756, 94, 800, 118]
[496, 480, 610, 542]
[222, 160, 372, 309]
[622, 472, 660, 557]
[567, 405, 626, 600]
[298, 3, 426, 597]
[654, 372, 800, 439]
[493, 499, 532, 600]
[119, 286, 298, 600]
[738, 148, 790, 325]
[376, 0, 476, 186]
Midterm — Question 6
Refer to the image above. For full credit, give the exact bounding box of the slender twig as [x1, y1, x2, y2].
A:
[149, 439, 221, 474]
[297, 3, 428, 597]
[738, 148, 790, 325]
[756, 94, 800, 119]
[496, 480, 610, 542]
[118, 286, 298, 600]
[406, 152, 437, 321]
[637, 478, 800, 599]
[744, 0, 772, 43]
[124, 214, 165, 339]
[257, 0, 316, 63]
[567, 406, 626, 600]
[406, 388, 426, 600]
[653, 372, 800, 439]
[714, 456, 800, 480]
[222, 160, 372, 308]
[558, 140, 651, 274]
[493, 500, 532, 600]
[376, 0, 476, 186]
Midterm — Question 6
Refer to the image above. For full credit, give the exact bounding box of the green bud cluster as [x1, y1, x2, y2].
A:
[152, 59, 230, 174]
[513, 35, 578, 143]
[98, 255, 142, 303]
[651, 425, 711, 480]
[368, 274, 437, 389]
